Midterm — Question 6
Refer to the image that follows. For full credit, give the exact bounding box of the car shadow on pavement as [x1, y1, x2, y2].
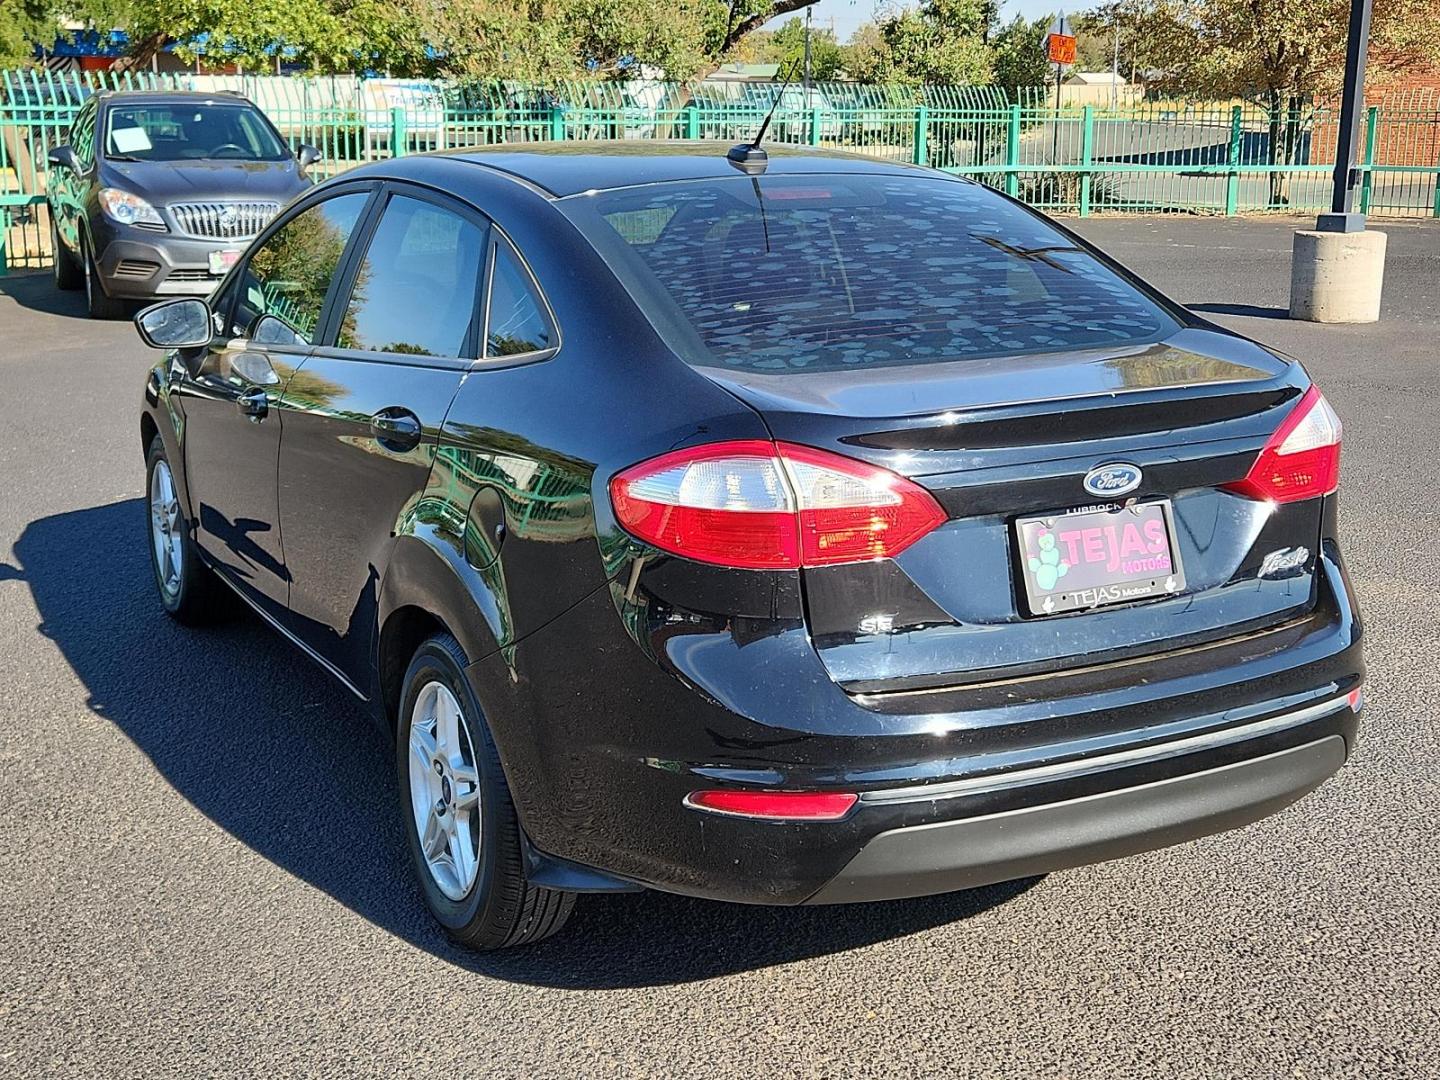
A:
[9, 499, 1037, 988]
[0, 270, 136, 319]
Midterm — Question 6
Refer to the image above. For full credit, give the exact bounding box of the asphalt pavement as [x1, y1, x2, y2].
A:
[1, 215, 1437, 1079]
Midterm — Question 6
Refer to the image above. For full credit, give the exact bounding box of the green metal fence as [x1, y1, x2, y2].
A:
[3, 68, 1439, 272]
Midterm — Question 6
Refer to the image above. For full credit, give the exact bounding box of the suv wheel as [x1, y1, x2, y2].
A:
[51, 211, 82, 291]
[146, 435, 225, 624]
[82, 234, 126, 319]
[397, 633, 575, 949]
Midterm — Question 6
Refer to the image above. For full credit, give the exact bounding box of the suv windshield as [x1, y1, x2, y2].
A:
[104, 103, 288, 163]
[561, 174, 1180, 373]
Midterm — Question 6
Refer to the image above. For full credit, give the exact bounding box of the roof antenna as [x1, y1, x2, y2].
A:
[727, 59, 801, 176]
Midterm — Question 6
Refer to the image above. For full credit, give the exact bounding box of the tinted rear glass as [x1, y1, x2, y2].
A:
[561, 175, 1179, 373]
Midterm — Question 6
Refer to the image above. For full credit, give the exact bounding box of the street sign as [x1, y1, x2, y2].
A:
[1046, 15, 1076, 66]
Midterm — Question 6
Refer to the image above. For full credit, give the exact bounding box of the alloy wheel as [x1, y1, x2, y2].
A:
[149, 459, 184, 600]
[408, 681, 483, 901]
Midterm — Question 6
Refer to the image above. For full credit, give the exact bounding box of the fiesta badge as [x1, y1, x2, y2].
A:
[1083, 462, 1143, 498]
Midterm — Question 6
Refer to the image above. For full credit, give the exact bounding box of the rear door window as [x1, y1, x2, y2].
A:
[561, 176, 1180, 373]
[336, 194, 486, 358]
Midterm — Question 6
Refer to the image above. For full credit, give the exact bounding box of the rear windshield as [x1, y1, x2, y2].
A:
[560, 174, 1180, 373]
[104, 103, 288, 163]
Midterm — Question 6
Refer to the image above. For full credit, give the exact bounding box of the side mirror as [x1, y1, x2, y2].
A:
[250, 313, 304, 347]
[296, 144, 322, 168]
[135, 298, 212, 350]
[47, 145, 80, 173]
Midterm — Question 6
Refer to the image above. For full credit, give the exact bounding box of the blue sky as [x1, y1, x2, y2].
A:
[768, 0, 1063, 42]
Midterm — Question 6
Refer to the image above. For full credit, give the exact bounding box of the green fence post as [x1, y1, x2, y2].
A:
[810, 106, 823, 147]
[1005, 103, 1021, 197]
[0, 207, 8, 276]
[1359, 105, 1378, 214]
[390, 106, 407, 157]
[684, 102, 699, 140]
[913, 104, 928, 166]
[549, 106, 565, 142]
[1079, 105, 1094, 217]
[1225, 105, 1243, 216]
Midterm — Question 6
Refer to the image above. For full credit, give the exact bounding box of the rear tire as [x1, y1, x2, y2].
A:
[397, 633, 575, 949]
[83, 234, 126, 320]
[51, 210, 82, 291]
[146, 435, 226, 625]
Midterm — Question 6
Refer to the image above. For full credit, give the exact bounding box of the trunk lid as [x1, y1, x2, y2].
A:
[700, 328, 1322, 692]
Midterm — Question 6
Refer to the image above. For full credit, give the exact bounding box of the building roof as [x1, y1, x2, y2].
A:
[1064, 71, 1128, 86]
[447, 140, 931, 198]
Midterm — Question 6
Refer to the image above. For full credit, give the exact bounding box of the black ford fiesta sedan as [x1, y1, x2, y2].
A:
[133, 142, 1363, 949]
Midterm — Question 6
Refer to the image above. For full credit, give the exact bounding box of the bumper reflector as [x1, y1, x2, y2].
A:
[685, 790, 858, 821]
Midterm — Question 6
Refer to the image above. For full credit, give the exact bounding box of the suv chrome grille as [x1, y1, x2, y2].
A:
[168, 201, 280, 240]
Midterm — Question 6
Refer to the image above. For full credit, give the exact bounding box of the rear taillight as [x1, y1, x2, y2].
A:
[685, 790, 858, 821]
[609, 440, 946, 569]
[1226, 386, 1342, 503]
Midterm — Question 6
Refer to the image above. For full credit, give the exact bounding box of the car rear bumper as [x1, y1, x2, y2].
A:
[467, 539, 1363, 906]
[808, 724, 1348, 904]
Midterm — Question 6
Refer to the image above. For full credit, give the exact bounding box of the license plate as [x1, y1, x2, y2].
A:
[1016, 500, 1185, 616]
[207, 249, 241, 275]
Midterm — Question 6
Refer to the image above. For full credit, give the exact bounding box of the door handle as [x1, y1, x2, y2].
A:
[370, 408, 422, 452]
[237, 387, 269, 420]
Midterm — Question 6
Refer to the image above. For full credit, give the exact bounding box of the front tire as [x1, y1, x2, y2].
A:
[83, 234, 126, 319]
[51, 210, 82, 291]
[146, 435, 225, 624]
[397, 633, 574, 949]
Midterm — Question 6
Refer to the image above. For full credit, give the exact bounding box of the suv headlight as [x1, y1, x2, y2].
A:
[98, 188, 165, 228]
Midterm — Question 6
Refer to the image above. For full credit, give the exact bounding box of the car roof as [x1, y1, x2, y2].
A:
[445, 140, 935, 198]
[97, 90, 256, 106]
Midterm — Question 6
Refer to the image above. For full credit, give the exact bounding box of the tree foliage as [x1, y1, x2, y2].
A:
[859, 0, 997, 84]
[730, 17, 846, 79]
[49, 0, 824, 79]
[990, 14, 1050, 95]
[1094, 0, 1440, 103]
[1, 0, 59, 66]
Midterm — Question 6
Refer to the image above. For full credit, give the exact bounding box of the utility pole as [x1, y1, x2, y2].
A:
[803, 5, 813, 109]
[1321, 0, 1374, 231]
[1111, 13, 1120, 110]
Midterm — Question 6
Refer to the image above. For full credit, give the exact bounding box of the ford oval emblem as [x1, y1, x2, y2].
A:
[1083, 463, 1143, 498]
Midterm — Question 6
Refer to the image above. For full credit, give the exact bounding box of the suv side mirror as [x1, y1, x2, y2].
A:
[296, 144, 322, 168]
[47, 145, 80, 173]
[135, 298, 212, 350]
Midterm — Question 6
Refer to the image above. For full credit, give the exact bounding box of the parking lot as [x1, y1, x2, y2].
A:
[1, 215, 1437, 1078]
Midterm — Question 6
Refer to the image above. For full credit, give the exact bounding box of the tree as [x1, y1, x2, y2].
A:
[862, 0, 997, 84]
[991, 14, 1050, 95]
[70, 0, 352, 71]
[1, 0, 60, 66]
[1092, 0, 1440, 202]
[772, 16, 846, 79]
[61, 0, 823, 80]
[841, 20, 888, 82]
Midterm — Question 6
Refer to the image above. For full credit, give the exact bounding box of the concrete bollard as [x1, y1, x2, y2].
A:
[1289, 229, 1387, 323]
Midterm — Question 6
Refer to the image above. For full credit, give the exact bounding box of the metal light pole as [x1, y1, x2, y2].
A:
[1290, 0, 1385, 322]
[1111, 16, 1120, 111]
[803, 6, 813, 109]
[1320, 0, 1374, 231]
